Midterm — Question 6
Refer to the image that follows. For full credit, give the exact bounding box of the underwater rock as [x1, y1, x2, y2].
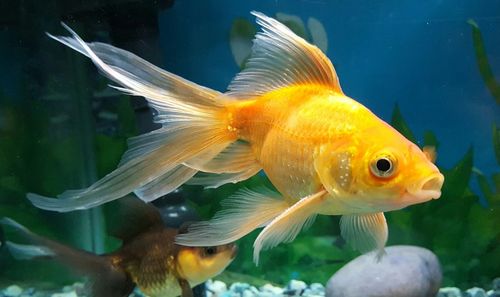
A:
[3, 285, 23, 297]
[229, 282, 251, 294]
[465, 287, 487, 297]
[206, 280, 227, 296]
[307, 283, 326, 296]
[259, 284, 284, 296]
[326, 245, 442, 297]
[437, 287, 462, 297]
[472, 288, 489, 297]
[494, 278, 500, 291]
[50, 291, 77, 297]
[284, 280, 308, 295]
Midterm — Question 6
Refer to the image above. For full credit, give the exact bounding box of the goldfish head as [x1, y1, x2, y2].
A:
[177, 243, 237, 286]
[317, 121, 444, 213]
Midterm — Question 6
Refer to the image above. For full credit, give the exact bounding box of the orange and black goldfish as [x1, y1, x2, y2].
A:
[0, 200, 237, 297]
[28, 12, 444, 263]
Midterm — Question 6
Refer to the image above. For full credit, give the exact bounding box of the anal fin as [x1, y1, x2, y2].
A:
[175, 188, 289, 247]
[340, 212, 388, 259]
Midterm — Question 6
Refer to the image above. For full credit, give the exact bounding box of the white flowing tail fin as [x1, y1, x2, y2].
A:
[28, 24, 259, 212]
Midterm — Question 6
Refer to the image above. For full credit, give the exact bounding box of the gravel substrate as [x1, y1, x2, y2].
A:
[0, 280, 323, 297]
[1, 279, 499, 297]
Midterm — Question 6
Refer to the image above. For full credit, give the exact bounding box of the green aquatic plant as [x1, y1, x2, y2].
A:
[230, 13, 328, 69]
[468, 19, 500, 104]
[387, 105, 500, 289]
[0, 76, 137, 285]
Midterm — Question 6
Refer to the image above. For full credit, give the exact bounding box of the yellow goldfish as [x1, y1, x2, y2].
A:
[1, 198, 237, 297]
[28, 12, 444, 263]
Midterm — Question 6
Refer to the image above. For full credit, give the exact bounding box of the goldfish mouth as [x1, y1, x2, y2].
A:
[407, 173, 444, 202]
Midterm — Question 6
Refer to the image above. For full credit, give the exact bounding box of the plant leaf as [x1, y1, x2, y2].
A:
[390, 104, 417, 144]
[230, 18, 256, 69]
[493, 123, 500, 166]
[468, 19, 500, 104]
[423, 130, 439, 150]
[441, 147, 474, 203]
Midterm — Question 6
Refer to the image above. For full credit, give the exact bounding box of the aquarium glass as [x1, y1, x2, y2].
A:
[0, 1, 499, 296]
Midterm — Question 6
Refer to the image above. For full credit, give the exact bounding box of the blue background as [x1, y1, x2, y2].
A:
[157, 0, 500, 175]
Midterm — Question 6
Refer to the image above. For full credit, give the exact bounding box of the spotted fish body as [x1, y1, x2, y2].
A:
[1, 201, 236, 297]
[28, 12, 444, 263]
[110, 228, 184, 297]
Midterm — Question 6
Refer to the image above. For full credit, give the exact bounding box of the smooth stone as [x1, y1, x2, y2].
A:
[229, 282, 250, 293]
[493, 278, 500, 291]
[310, 283, 325, 294]
[260, 284, 284, 295]
[51, 291, 78, 297]
[4, 285, 23, 297]
[466, 287, 487, 297]
[289, 280, 307, 292]
[487, 290, 500, 297]
[326, 245, 442, 297]
[254, 292, 274, 297]
[248, 286, 259, 295]
[303, 289, 325, 297]
[61, 286, 72, 293]
[242, 290, 255, 297]
[207, 280, 228, 295]
[437, 287, 462, 297]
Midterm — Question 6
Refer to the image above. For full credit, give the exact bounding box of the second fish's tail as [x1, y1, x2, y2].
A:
[28, 24, 260, 212]
[0, 218, 134, 297]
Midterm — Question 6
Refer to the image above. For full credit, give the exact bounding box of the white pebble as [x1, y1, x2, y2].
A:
[51, 291, 78, 297]
[466, 287, 487, 297]
[255, 292, 274, 297]
[207, 280, 228, 295]
[309, 283, 325, 295]
[260, 284, 284, 295]
[229, 282, 250, 293]
[62, 285, 73, 293]
[438, 287, 462, 297]
[242, 290, 256, 297]
[289, 280, 307, 291]
[4, 285, 23, 297]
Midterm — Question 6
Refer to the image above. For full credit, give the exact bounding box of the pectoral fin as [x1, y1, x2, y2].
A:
[340, 212, 388, 259]
[253, 190, 327, 264]
[179, 279, 193, 297]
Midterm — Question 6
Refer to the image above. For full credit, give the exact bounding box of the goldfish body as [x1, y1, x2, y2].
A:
[28, 12, 444, 263]
[0, 199, 236, 297]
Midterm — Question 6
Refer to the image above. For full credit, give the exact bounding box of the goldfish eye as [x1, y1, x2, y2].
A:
[370, 156, 395, 178]
[203, 247, 218, 257]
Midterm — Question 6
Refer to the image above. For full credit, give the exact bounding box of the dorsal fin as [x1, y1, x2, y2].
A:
[227, 11, 342, 98]
[105, 195, 163, 243]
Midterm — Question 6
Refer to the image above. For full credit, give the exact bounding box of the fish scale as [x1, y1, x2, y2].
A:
[235, 86, 369, 200]
[29, 12, 444, 265]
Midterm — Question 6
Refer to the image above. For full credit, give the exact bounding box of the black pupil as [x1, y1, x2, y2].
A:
[205, 247, 216, 255]
[376, 158, 391, 172]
